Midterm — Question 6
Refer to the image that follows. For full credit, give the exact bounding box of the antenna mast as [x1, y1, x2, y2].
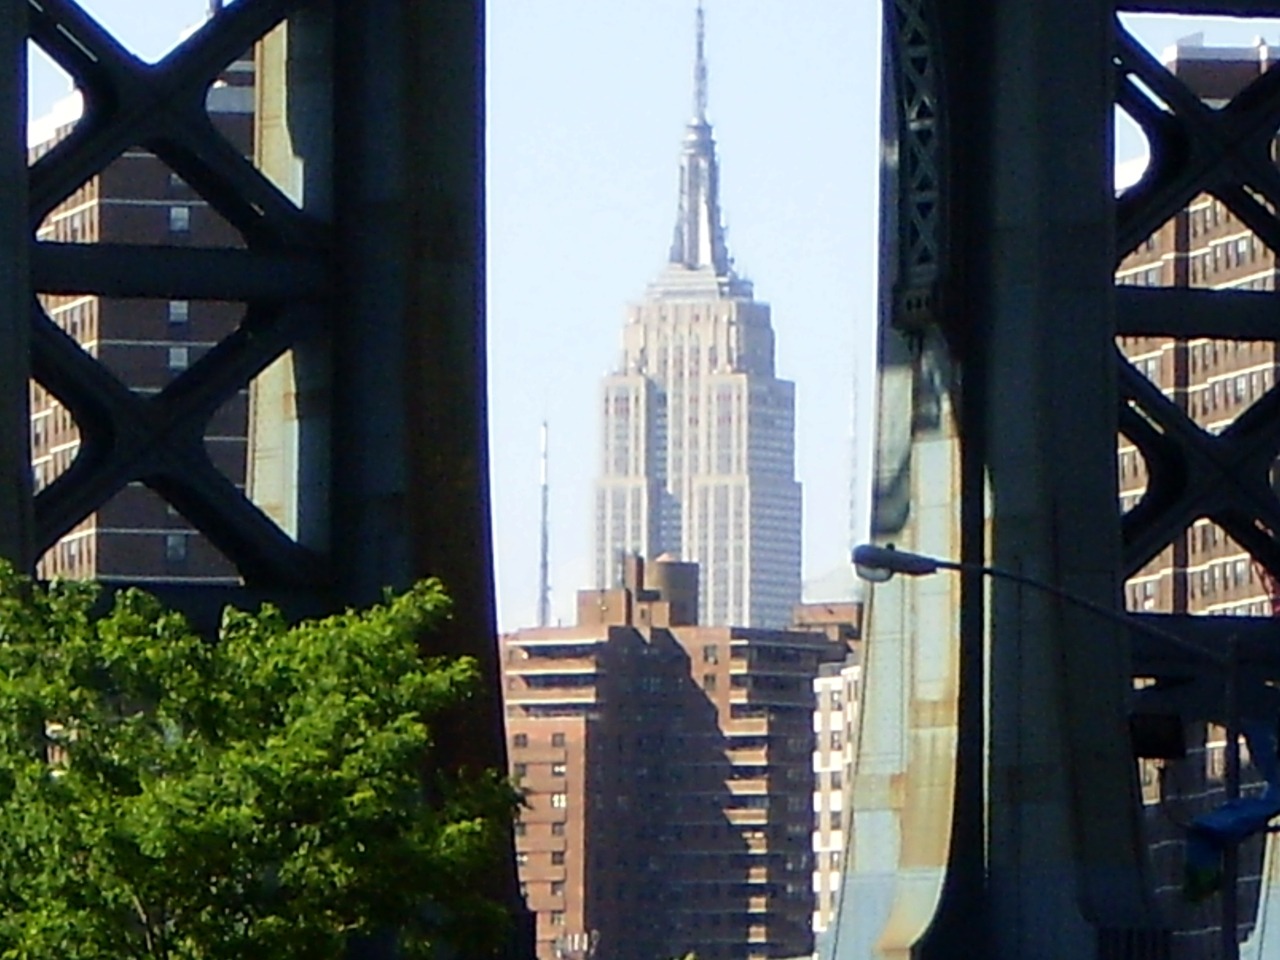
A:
[537, 422, 551, 627]
[693, 1, 708, 122]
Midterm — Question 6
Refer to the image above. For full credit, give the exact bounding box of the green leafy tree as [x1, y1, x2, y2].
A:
[0, 566, 517, 959]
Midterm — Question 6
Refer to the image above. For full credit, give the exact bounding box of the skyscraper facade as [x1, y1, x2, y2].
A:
[593, 6, 802, 628]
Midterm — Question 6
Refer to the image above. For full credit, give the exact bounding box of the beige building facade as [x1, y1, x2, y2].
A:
[809, 658, 860, 937]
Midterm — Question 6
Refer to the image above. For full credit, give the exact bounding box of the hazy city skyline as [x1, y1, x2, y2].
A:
[24, 3, 1280, 632]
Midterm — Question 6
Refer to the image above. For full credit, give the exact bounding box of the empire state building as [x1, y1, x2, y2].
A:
[594, 4, 801, 628]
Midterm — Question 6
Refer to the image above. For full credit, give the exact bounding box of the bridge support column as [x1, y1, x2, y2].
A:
[965, 1, 1159, 955]
[0, 0, 31, 568]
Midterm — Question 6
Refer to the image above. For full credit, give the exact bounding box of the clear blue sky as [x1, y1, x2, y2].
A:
[26, 3, 1279, 632]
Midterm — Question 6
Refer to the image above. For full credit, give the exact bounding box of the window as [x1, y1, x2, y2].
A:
[702, 644, 719, 664]
[168, 346, 190, 371]
[514, 822, 526, 837]
[551, 792, 567, 809]
[168, 205, 191, 232]
[513, 763, 527, 777]
[168, 300, 190, 325]
[829, 730, 843, 751]
[164, 533, 187, 563]
[551, 762, 566, 777]
[513, 733, 528, 748]
[551, 851, 565, 866]
[516, 852, 529, 866]
[702, 673, 717, 692]
[830, 811, 843, 831]
[551, 911, 566, 926]
[551, 821, 565, 836]
[551, 732, 566, 747]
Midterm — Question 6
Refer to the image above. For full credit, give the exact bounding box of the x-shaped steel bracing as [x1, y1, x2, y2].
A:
[1115, 14, 1280, 589]
[26, 0, 328, 589]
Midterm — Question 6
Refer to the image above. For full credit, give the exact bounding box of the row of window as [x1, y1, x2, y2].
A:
[513, 821, 566, 837]
[512, 762, 567, 778]
[515, 850, 565, 866]
[511, 732, 566, 748]
[1125, 579, 1157, 612]
[1188, 369, 1269, 416]
[1188, 200, 1227, 238]
[1192, 557, 1255, 597]
[40, 204, 194, 242]
[1117, 448, 1145, 482]
[35, 529, 191, 578]
[1187, 235, 1263, 282]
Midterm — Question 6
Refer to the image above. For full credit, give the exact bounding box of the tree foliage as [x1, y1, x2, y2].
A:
[0, 567, 517, 959]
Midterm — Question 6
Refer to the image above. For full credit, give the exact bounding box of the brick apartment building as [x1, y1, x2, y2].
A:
[1117, 35, 1280, 955]
[501, 556, 843, 960]
[30, 44, 253, 583]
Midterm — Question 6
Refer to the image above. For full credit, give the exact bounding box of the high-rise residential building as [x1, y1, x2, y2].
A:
[810, 660, 858, 937]
[785, 602, 862, 938]
[593, 6, 802, 628]
[30, 42, 252, 584]
[501, 555, 840, 960]
[1117, 35, 1280, 956]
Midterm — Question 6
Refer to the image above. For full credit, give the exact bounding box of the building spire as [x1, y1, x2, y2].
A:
[694, 1, 708, 123]
[668, 0, 732, 277]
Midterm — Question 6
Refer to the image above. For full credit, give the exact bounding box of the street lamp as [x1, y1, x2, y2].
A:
[852, 542, 1263, 960]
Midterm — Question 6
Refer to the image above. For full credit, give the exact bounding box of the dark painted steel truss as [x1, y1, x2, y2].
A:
[886, 0, 943, 332]
[1115, 12, 1280, 588]
[1109, 7, 1280, 680]
[26, 0, 328, 590]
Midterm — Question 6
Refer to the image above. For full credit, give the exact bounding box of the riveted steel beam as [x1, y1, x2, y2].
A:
[32, 242, 327, 301]
[1130, 614, 1280, 678]
[1116, 287, 1280, 340]
[0, 0, 32, 567]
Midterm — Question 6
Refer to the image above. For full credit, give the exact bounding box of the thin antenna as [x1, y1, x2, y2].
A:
[693, 1, 708, 122]
[537, 421, 551, 628]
